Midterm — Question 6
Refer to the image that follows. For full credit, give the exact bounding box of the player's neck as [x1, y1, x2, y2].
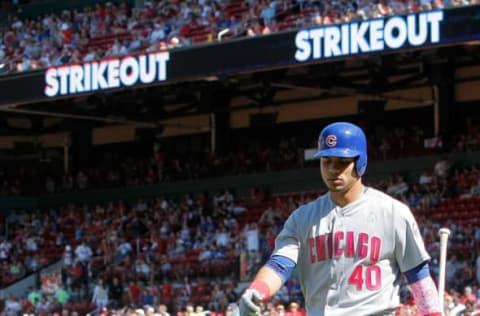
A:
[330, 179, 365, 207]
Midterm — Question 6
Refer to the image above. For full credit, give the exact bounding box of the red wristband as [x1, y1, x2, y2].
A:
[250, 279, 271, 302]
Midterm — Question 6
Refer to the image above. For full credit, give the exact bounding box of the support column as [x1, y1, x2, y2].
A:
[427, 61, 457, 137]
[212, 95, 231, 155]
[201, 84, 231, 155]
[70, 124, 93, 172]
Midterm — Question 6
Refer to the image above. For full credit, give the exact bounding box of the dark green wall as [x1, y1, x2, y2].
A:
[1, 150, 478, 210]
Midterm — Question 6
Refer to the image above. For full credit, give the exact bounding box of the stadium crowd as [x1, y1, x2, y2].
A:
[0, 120, 479, 197]
[0, 145, 480, 315]
[0, 0, 475, 74]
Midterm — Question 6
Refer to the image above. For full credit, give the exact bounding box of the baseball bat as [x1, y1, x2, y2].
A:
[438, 227, 451, 314]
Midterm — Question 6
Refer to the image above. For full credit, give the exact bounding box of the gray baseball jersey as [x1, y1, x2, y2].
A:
[273, 187, 430, 316]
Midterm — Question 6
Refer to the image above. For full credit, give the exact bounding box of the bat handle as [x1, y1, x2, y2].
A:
[438, 227, 451, 314]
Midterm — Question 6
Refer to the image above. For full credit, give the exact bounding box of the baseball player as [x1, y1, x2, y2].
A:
[239, 122, 442, 316]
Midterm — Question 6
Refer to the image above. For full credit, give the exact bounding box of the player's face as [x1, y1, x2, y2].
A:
[320, 156, 360, 192]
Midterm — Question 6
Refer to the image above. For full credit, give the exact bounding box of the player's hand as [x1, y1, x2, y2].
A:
[239, 288, 263, 315]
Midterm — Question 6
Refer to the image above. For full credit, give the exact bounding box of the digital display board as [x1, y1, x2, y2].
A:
[0, 5, 478, 105]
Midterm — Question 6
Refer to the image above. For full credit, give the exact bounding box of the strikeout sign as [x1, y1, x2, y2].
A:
[294, 11, 444, 62]
[44, 51, 170, 97]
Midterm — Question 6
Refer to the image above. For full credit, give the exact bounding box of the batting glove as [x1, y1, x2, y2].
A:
[239, 288, 263, 316]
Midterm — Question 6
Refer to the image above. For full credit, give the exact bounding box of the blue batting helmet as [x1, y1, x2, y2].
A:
[314, 122, 368, 176]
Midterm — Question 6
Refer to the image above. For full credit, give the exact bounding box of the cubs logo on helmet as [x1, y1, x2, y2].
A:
[325, 135, 337, 147]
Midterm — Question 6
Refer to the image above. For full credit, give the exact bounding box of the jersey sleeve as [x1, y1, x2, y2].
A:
[394, 203, 431, 273]
[272, 209, 301, 264]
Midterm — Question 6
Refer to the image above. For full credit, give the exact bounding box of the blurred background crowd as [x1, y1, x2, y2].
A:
[0, 0, 479, 315]
[0, 0, 476, 74]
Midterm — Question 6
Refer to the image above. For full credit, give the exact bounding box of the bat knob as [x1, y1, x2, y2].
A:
[438, 228, 451, 236]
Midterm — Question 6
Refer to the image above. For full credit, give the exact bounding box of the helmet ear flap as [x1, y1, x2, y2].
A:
[352, 156, 366, 177]
[356, 163, 366, 177]
[355, 153, 367, 176]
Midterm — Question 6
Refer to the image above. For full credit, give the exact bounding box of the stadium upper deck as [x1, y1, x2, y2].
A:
[0, 0, 473, 75]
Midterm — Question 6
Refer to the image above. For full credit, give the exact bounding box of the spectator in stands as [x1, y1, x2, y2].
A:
[74, 239, 93, 297]
[443, 293, 455, 316]
[461, 299, 479, 315]
[274, 284, 291, 304]
[24, 253, 40, 272]
[55, 284, 70, 307]
[449, 290, 468, 316]
[469, 179, 480, 197]
[226, 302, 240, 316]
[127, 279, 141, 306]
[475, 251, 480, 287]
[386, 174, 409, 199]
[244, 222, 260, 277]
[150, 23, 167, 43]
[260, 0, 277, 26]
[457, 262, 476, 290]
[215, 225, 230, 248]
[107, 276, 124, 309]
[460, 286, 477, 306]
[0, 238, 10, 261]
[156, 303, 171, 316]
[418, 170, 434, 186]
[92, 278, 109, 311]
[35, 296, 51, 314]
[134, 256, 151, 281]
[286, 301, 306, 316]
[27, 286, 43, 307]
[286, 277, 302, 304]
[446, 254, 462, 290]
[182, 304, 195, 316]
[8, 257, 24, 278]
[404, 191, 421, 210]
[208, 283, 228, 312]
[198, 244, 213, 262]
[62, 174, 74, 191]
[75, 239, 93, 265]
[63, 244, 74, 267]
[24, 233, 40, 253]
[434, 157, 453, 179]
[158, 254, 172, 279]
[115, 236, 133, 263]
[76, 171, 89, 190]
[3, 294, 21, 316]
[276, 303, 287, 316]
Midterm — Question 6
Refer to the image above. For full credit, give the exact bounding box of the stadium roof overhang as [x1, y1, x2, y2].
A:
[1, 5, 480, 134]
